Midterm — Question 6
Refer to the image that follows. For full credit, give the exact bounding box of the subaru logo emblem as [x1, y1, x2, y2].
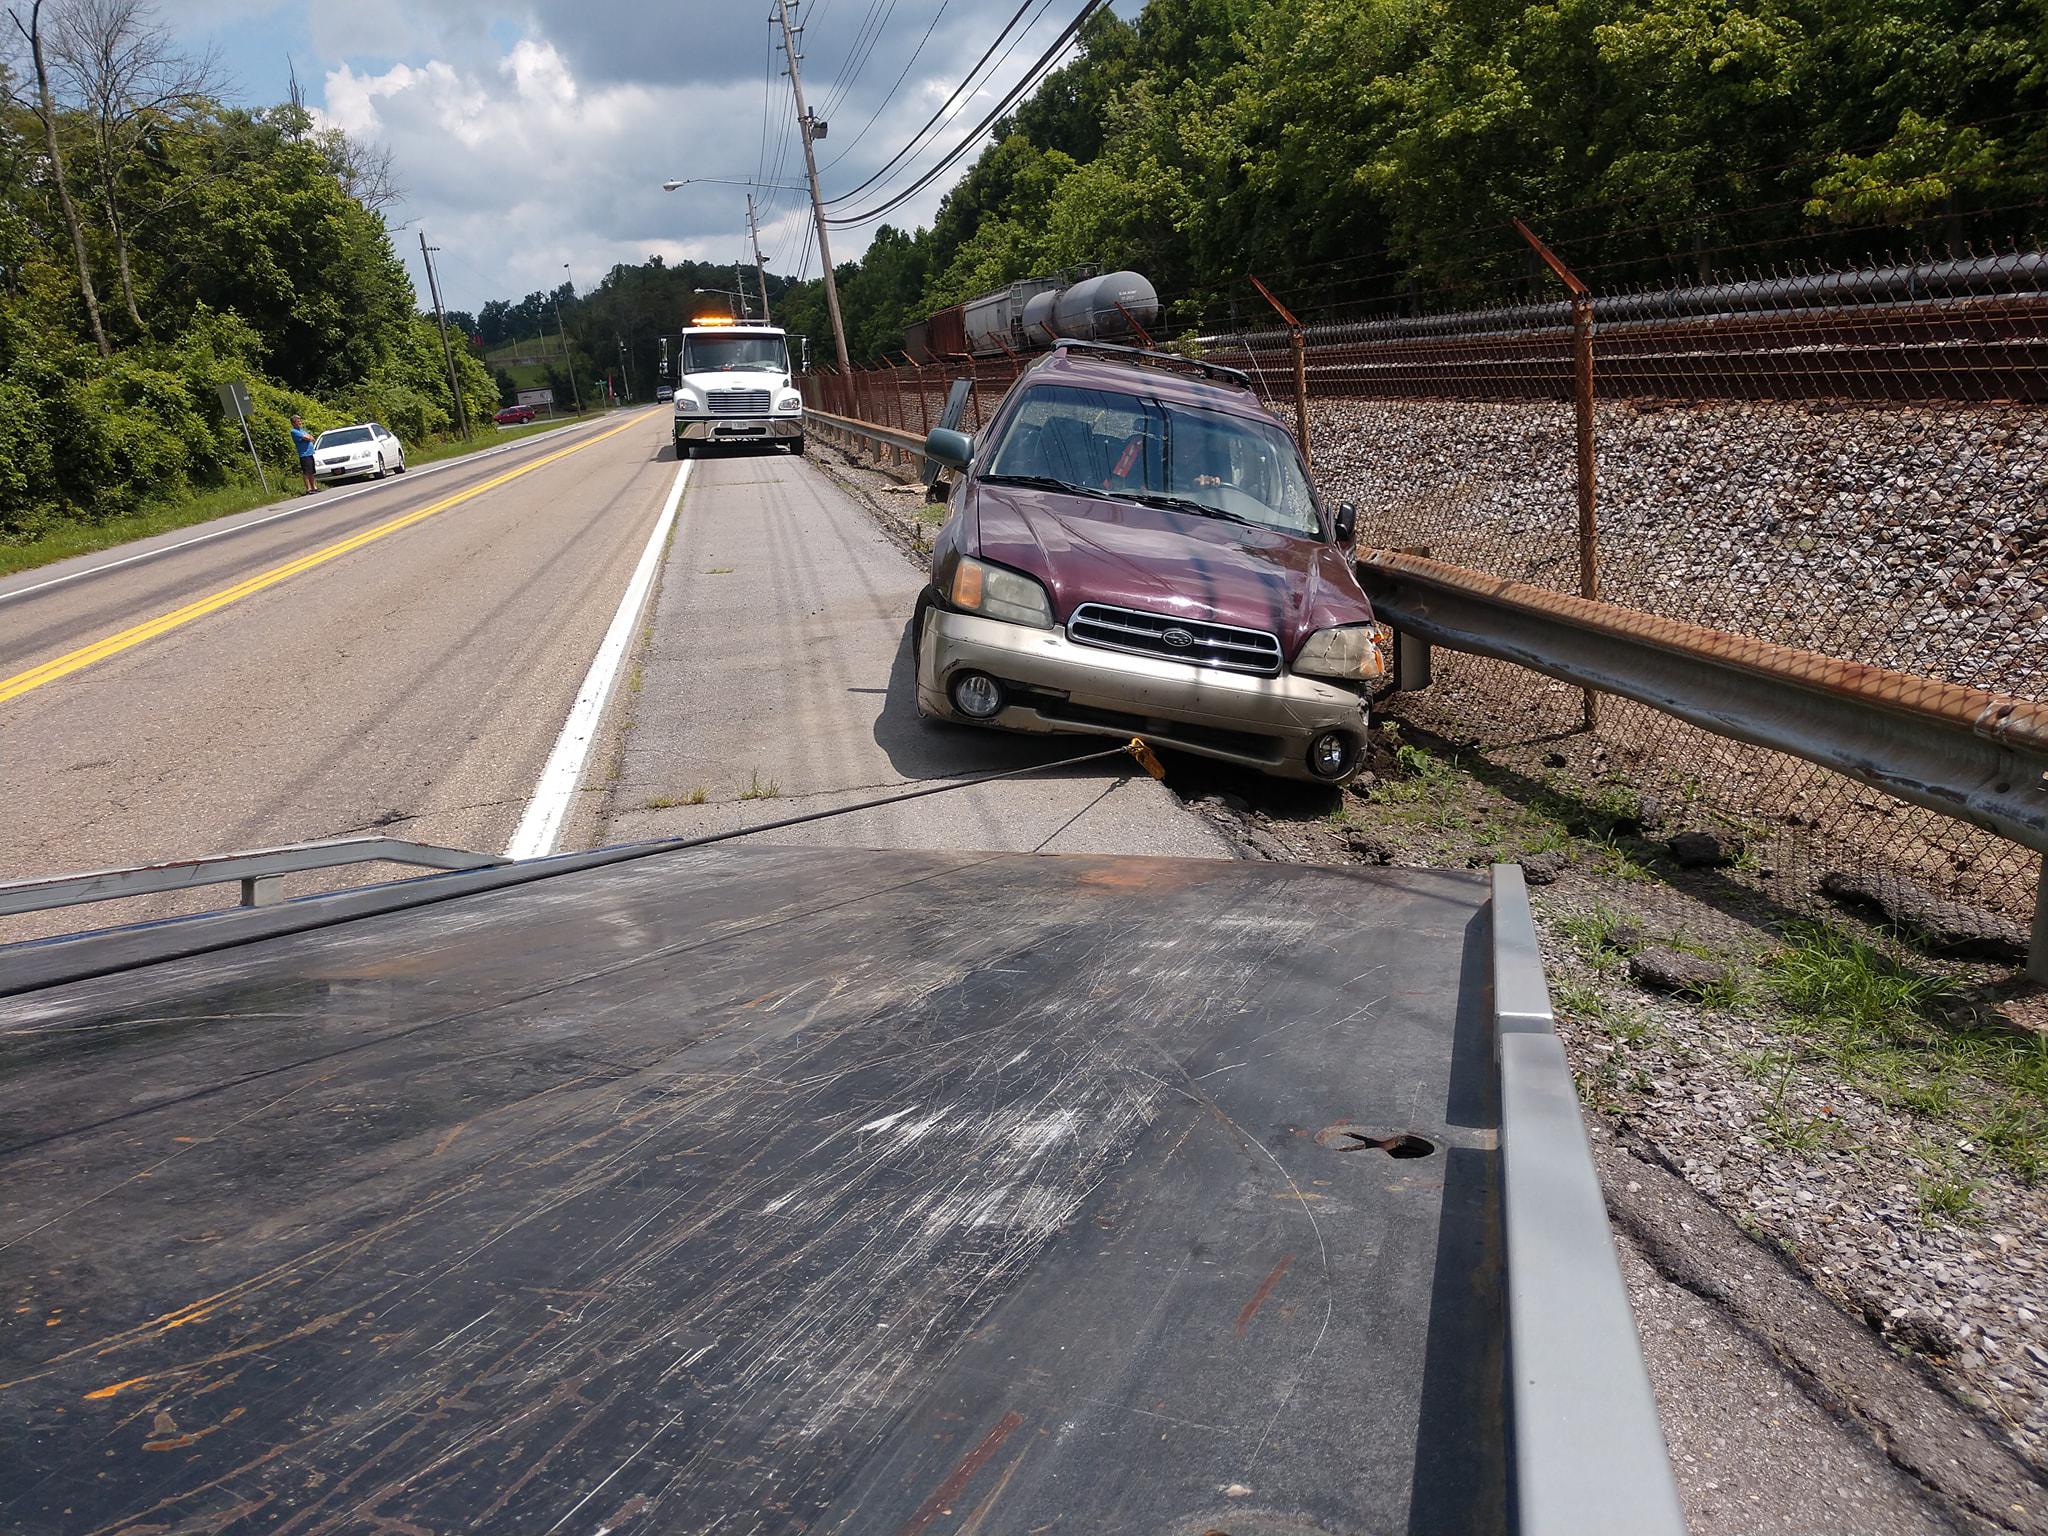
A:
[1161, 627, 1195, 648]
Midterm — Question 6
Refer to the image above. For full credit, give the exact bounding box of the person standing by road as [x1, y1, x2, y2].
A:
[290, 415, 317, 494]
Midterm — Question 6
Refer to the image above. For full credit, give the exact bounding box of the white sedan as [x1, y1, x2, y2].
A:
[311, 422, 407, 482]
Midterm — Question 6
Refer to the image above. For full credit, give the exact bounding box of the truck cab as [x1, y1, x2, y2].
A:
[672, 316, 804, 458]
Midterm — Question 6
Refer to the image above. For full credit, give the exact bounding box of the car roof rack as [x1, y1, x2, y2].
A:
[1047, 338, 1254, 391]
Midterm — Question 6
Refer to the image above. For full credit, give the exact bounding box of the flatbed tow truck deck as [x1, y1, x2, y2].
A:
[0, 844, 1682, 1534]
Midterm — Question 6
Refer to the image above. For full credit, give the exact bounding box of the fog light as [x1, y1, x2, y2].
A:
[1307, 731, 1354, 779]
[951, 672, 1004, 719]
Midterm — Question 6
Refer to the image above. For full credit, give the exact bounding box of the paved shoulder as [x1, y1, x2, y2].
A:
[601, 451, 1230, 856]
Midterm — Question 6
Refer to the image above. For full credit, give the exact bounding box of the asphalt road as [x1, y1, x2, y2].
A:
[0, 415, 1217, 946]
[599, 447, 1229, 856]
[0, 410, 675, 940]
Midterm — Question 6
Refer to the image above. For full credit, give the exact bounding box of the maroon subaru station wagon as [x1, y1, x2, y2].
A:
[915, 342, 1382, 783]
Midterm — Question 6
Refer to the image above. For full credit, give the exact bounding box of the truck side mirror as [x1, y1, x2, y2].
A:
[1333, 501, 1358, 545]
[924, 427, 973, 472]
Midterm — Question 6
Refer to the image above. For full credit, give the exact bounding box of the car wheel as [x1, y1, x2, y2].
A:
[373, 457, 387, 480]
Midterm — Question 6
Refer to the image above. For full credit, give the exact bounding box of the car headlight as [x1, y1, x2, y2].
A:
[1293, 624, 1385, 680]
[950, 556, 1053, 629]
[777, 391, 802, 414]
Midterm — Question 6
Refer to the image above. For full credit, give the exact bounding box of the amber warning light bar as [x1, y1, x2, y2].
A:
[689, 315, 737, 327]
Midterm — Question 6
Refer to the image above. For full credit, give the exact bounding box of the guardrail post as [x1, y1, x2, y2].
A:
[240, 875, 282, 907]
[2031, 865, 2047, 983]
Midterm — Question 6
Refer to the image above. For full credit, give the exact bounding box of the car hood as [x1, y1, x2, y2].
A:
[971, 483, 1373, 656]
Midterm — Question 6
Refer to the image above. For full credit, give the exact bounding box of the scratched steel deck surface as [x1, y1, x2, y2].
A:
[0, 846, 1502, 1536]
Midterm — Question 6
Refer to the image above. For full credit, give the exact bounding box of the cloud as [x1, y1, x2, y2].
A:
[286, 0, 1101, 308]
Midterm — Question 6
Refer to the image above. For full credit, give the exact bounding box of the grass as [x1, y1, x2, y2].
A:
[0, 412, 601, 579]
[644, 786, 710, 810]
[738, 770, 779, 801]
[1758, 923, 2048, 1183]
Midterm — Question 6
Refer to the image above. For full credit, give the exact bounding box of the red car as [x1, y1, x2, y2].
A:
[495, 404, 537, 425]
[915, 341, 1380, 784]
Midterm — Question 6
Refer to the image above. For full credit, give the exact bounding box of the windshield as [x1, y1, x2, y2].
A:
[314, 426, 372, 448]
[985, 384, 1321, 536]
[683, 335, 789, 374]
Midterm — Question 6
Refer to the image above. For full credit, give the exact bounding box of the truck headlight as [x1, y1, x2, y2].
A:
[1293, 625, 1385, 679]
[776, 391, 802, 414]
[950, 556, 1052, 629]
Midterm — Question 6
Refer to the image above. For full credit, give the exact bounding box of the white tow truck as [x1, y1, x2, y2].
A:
[671, 314, 805, 459]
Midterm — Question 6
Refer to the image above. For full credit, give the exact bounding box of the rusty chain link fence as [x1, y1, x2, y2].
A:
[806, 244, 2048, 948]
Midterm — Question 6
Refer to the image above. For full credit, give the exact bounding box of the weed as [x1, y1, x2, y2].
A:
[1551, 980, 1611, 1023]
[738, 770, 779, 801]
[1763, 924, 1955, 1036]
[705, 566, 736, 575]
[1585, 834, 1655, 882]
[1914, 1174, 1981, 1225]
[1556, 902, 1637, 961]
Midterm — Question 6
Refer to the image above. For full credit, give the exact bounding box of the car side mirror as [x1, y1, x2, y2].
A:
[1333, 501, 1358, 545]
[924, 427, 973, 472]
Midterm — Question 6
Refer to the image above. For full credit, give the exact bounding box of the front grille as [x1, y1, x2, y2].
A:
[708, 389, 771, 415]
[1067, 603, 1282, 675]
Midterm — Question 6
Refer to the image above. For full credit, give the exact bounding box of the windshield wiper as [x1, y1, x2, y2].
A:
[1116, 490, 1259, 527]
[981, 473, 1113, 500]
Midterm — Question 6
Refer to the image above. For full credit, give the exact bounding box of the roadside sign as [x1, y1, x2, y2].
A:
[516, 387, 554, 408]
[214, 380, 267, 497]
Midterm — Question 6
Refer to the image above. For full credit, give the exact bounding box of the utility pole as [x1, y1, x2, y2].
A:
[419, 231, 470, 438]
[775, 0, 849, 375]
[746, 193, 773, 324]
[557, 263, 584, 412]
[735, 257, 750, 320]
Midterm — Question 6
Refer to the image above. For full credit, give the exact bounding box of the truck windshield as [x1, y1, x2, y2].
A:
[684, 335, 789, 373]
[986, 384, 1322, 537]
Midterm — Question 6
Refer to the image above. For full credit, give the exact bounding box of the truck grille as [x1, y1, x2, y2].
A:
[708, 389, 771, 415]
[1067, 603, 1282, 675]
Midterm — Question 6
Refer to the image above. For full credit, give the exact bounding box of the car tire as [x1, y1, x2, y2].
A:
[911, 592, 934, 720]
[373, 458, 387, 480]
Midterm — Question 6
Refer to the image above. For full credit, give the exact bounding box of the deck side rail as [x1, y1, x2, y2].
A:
[0, 837, 506, 918]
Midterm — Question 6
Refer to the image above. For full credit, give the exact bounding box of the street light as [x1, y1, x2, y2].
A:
[662, 177, 802, 192]
[694, 285, 750, 321]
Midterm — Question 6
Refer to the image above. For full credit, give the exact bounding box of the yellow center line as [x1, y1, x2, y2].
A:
[0, 416, 645, 706]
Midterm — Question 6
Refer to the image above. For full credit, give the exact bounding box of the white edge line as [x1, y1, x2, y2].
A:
[0, 416, 617, 607]
[504, 457, 691, 860]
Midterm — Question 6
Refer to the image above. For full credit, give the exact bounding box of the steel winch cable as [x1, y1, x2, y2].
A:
[659, 737, 1167, 853]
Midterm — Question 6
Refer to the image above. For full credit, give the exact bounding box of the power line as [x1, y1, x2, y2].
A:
[824, 0, 1104, 227]
[817, 0, 953, 174]
[818, 0, 896, 120]
[817, 0, 1040, 209]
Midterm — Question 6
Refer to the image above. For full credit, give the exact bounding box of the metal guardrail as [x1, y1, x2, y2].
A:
[0, 836, 506, 918]
[806, 407, 929, 462]
[1359, 549, 2048, 977]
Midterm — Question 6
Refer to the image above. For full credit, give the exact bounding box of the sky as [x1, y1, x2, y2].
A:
[170, 0, 1124, 318]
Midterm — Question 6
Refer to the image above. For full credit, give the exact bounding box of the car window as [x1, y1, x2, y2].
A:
[683, 335, 789, 373]
[986, 383, 1321, 536]
[315, 426, 373, 448]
